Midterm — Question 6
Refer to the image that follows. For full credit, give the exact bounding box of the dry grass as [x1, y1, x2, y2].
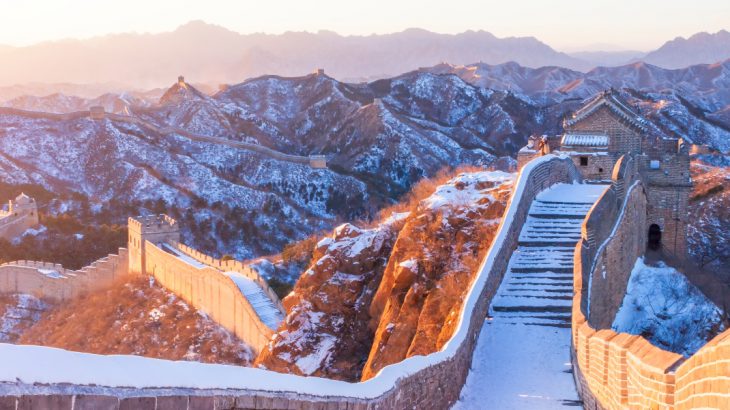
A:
[18, 276, 253, 365]
[369, 165, 489, 226]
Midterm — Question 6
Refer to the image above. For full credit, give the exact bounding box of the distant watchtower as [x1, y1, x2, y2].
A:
[89, 106, 105, 120]
[128, 215, 179, 275]
[178, 75, 185, 85]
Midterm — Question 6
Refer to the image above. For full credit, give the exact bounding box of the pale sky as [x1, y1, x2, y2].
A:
[0, 0, 728, 51]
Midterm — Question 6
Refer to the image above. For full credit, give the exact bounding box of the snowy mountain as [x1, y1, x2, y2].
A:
[425, 60, 730, 151]
[643, 30, 730, 69]
[1, 62, 729, 261]
[3, 92, 156, 115]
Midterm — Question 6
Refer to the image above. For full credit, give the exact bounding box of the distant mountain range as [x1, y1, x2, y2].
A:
[643, 30, 730, 69]
[0, 22, 728, 89]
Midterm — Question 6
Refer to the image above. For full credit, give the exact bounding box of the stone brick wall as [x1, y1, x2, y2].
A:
[143, 241, 275, 355]
[572, 158, 730, 409]
[585, 183, 646, 329]
[567, 105, 642, 155]
[637, 139, 692, 257]
[0, 249, 129, 301]
[171, 243, 283, 312]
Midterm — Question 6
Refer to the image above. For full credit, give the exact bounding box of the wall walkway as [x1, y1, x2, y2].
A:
[456, 182, 607, 409]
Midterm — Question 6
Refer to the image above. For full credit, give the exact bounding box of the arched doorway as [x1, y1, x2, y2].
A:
[648, 224, 662, 251]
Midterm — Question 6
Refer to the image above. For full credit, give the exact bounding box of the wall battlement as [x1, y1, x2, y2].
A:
[0, 249, 129, 301]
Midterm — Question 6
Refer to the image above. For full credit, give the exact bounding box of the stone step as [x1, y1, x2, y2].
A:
[503, 287, 573, 295]
[510, 272, 574, 281]
[491, 304, 573, 313]
[511, 266, 573, 273]
[491, 294, 573, 310]
[506, 280, 573, 288]
[491, 312, 571, 322]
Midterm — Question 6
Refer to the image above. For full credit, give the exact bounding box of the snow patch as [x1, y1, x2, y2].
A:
[612, 257, 725, 356]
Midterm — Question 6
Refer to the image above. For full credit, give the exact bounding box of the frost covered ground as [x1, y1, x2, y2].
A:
[613, 257, 726, 356]
[454, 320, 579, 410]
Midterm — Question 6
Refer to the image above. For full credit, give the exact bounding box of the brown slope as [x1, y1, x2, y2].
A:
[18, 276, 253, 365]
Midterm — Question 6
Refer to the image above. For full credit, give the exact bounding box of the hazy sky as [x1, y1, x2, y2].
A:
[1, 0, 728, 51]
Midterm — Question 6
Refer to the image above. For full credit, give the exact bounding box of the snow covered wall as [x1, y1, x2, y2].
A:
[0, 155, 581, 408]
[571, 154, 730, 410]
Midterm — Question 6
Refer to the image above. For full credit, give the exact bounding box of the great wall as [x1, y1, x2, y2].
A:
[0, 106, 328, 169]
[0, 91, 728, 409]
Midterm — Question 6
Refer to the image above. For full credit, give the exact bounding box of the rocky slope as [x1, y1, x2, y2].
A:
[14, 276, 253, 365]
[688, 155, 730, 280]
[255, 169, 513, 381]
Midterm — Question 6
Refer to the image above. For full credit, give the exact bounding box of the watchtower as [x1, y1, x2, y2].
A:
[128, 214, 179, 275]
[309, 155, 327, 169]
[178, 75, 185, 85]
[89, 106, 105, 120]
[517, 90, 692, 258]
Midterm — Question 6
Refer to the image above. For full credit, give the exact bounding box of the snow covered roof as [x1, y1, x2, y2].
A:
[565, 89, 648, 132]
[13, 193, 33, 204]
[561, 134, 609, 148]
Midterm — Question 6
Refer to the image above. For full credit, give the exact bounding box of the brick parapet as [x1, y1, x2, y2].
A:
[0, 248, 129, 301]
[143, 241, 276, 355]
[572, 158, 730, 409]
[170, 242, 284, 312]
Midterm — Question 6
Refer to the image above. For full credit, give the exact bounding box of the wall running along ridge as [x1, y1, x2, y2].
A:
[142, 241, 277, 355]
[170, 242, 284, 313]
[572, 155, 730, 409]
[0, 107, 324, 166]
[0, 249, 129, 301]
[0, 155, 581, 408]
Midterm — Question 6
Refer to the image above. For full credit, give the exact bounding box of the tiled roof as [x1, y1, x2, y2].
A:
[561, 134, 609, 147]
[565, 89, 648, 132]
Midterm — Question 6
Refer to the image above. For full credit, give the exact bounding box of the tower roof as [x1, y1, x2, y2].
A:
[565, 89, 648, 132]
[14, 192, 33, 204]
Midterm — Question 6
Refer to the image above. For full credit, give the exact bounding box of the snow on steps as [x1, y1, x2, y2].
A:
[456, 182, 607, 409]
[224, 272, 284, 330]
[491, 182, 608, 325]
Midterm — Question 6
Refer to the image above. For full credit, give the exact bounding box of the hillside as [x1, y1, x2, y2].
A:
[255, 169, 513, 381]
[15, 276, 253, 365]
[425, 60, 730, 151]
[1, 63, 729, 265]
[688, 155, 730, 278]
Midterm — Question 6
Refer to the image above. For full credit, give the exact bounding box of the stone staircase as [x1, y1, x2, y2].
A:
[490, 183, 607, 328]
[455, 182, 608, 409]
